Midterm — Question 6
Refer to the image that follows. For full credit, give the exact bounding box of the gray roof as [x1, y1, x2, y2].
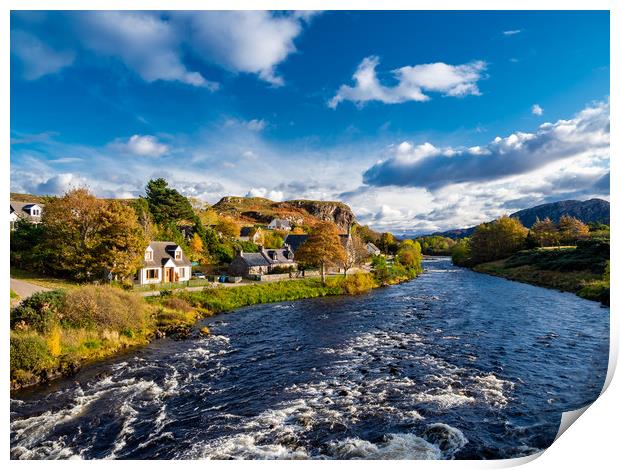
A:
[366, 242, 380, 252]
[270, 218, 291, 228]
[236, 247, 295, 267]
[283, 234, 308, 252]
[145, 241, 191, 268]
[240, 226, 260, 237]
[10, 201, 44, 221]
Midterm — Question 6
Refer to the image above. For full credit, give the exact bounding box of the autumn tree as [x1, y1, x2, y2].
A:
[397, 239, 423, 272]
[339, 234, 369, 276]
[42, 189, 147, 281]
[451, 238, 472, 267]
[189, 232, 205, 262]
[215, 216, 240, 238]
[295, 221, 346, 283]
[378, 232, 398, 255]
[558, 215, 590, 245]
[529, 217, 560, 247]
[469, 216, 528, 264]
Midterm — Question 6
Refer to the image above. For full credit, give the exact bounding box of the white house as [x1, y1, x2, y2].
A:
[136, 241, 192, 285]
[366, 242, 381, 256]
[10, 201, 44, 230]
[267, 218, 292, 231]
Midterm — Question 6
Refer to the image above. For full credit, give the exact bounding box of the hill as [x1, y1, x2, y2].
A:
[509, 198, 610, 227]
[212, 196, 356, 230]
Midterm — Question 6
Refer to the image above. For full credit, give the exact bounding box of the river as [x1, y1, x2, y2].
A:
[10, 258, 609, 460]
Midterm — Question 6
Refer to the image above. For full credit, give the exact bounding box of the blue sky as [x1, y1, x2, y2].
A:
[10, 10, 610, 234]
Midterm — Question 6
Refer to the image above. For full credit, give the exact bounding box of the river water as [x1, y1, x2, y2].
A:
[10, 258, 609, 460]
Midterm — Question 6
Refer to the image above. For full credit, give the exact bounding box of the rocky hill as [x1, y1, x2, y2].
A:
[212, 196, 357, 230]
[509, 198, 610, 227]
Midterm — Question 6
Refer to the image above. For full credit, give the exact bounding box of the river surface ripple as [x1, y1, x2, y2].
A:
[10, 258, 609, 460]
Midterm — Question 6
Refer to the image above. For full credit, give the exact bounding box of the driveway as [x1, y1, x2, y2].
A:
[10, 278, 50, 300]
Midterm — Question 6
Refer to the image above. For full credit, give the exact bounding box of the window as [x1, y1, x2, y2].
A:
[145, 250, 153, 261]
[175, 250, 182, 260]
[179, 268, 185, 278]
[146, 269, 158, 280]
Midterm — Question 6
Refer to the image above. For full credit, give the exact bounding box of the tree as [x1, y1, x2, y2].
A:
[378, 232, 398, 255]
[263, 231, 284, 248]
[295, 222, 346, 283]
[396, 239, 423, 272]
[215, 216, 240, 238]
[529, 217, 560, 247]
[189, 232, 205, 262]
[469, 216, 528, 264]
[144, 178, 195, 225]
[42, 189, 147, 281]
[558, 215, 590, 245]
[451, 238, 472, 267]
[339, 234, 369, 276]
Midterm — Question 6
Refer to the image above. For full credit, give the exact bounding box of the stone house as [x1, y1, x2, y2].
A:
[228, 245, 297, 277]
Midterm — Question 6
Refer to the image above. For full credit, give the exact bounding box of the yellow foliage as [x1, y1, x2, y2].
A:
[47, 326, 62, 357]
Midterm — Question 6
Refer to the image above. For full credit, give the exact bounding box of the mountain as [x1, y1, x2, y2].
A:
[509, 198, 610, 227]
[212, 196, 356, 230]
[433, 198, 610, 239]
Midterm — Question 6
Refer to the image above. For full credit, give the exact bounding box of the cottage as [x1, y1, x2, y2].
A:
[228, 245, 297, 277]
[267, 218, 292, 231]
[239, 226, 263, 243]
[366, 242, 381, 256]
[10, 201, 44, 230]
[136, 241, 192, 285]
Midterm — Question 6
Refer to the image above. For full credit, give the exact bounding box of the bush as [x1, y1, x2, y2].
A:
[61, 285, 150, 331]
[11, 290, 66, 333]
[10, 332, 52, 375]
[341, 273, 377, 294]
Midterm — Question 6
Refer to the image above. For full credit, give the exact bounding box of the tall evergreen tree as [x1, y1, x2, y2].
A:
[144, 178, 195, 225]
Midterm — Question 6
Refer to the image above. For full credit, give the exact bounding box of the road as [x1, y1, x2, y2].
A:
[10, 278, 50, 301]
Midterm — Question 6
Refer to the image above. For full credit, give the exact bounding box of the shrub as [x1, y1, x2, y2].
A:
[161, 297, 194, 312]
[47, 326, 62, 357]
[10, 332, 53, 375]
[11, 290, 66, 333]
[61, 285, 150, 332]
[341, 273, 377, 294]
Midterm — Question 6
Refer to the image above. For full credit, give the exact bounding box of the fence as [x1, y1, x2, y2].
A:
[132, 278, 213, 292]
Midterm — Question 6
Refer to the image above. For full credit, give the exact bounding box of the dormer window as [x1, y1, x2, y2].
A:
[175, 250, 182, 260]
[145, 249, 153, 261]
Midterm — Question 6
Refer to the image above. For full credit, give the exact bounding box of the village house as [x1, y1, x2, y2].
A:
[136, 241, 192, 285]
[228, 245, 297, 277]
[10, 201, 44, 230]
[267, 218, 292, 231]
[238, 226, 263, 243]
[366, 242, 381, 256]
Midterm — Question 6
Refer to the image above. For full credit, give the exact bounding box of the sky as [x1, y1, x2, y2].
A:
[10, 10, 610, 235]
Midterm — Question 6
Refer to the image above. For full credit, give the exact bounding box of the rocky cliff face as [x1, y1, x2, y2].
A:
[286, 200, 356, 230]
[212, 196, 357, 231]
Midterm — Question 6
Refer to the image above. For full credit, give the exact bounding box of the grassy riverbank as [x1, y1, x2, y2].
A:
[474, 242, 609, 305]
[10, 268, 420, 390]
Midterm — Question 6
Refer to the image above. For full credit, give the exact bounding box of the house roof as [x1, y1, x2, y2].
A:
[366, 242, 380, 252]
[10, 201, 44, 222]
[284, 234, 308, 252]
[269, 218, 291, 228]
[145, 241, 191, 268]
[240, 226, 259, 237]
[236, 247, 295, 267]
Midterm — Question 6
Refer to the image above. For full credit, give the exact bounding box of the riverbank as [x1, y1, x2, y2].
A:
[10, 269, 420, 391]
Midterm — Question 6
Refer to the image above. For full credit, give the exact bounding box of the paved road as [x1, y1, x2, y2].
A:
[10, 278, 50, 299]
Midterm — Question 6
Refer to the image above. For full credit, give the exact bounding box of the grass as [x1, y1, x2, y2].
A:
[10, 289, 20, 300]
[131, 278, 213, 292]
[10, 267, 80, 290]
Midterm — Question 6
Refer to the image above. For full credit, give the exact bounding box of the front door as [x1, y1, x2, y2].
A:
[165, 268, 174, 282]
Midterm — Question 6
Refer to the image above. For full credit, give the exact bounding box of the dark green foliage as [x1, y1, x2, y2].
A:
[145, 178, 195, 225]
[451, 238, 473, 267]
[10, 334, 52, 375]
[10, 221, 48, 272]
[504, 239, 609, 274]
[11, 290, 66, 333]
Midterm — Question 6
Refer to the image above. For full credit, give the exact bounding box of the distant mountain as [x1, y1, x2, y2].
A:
[509, 198, 610, 227]
[432, 198, 610, 239]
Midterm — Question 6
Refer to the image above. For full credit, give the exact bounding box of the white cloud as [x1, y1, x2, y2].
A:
[329, 56, 487, 108]
[122, 135, 169, 157]
[503, 29, 522, 36]
[245, 187, 285, 201]
[246, 119, 267, 131]
[531, 104, 544, 116]
[75, 11, 216, 89]
[11, 30, 74, 80]
[35, 173, 87, 195]
[182, 11, 313, 86]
